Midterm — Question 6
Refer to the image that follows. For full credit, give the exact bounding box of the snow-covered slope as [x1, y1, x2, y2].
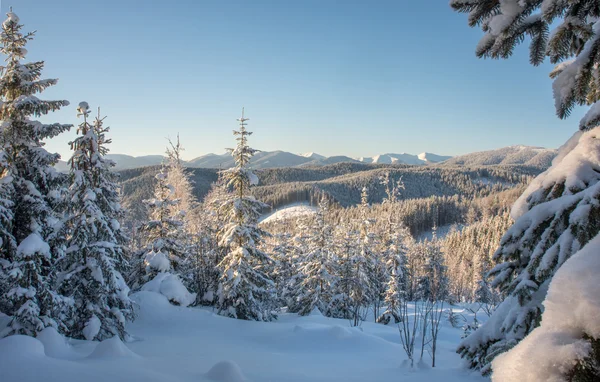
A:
[302, 155, 361, 167]
[105, 154, 165, 171]
[0, 291, 486, 382]
[443, 146, 557, 167]
[260, 202, 318, 224]
[418, 152, 453, 164]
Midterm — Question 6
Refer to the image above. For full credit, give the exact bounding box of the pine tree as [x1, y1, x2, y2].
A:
[270, 232, 296, 309]
[192, 178, 228, 306]
[216, 109, 276, 321]
[131, 156, 195, 307]
[60, 103, 134, 341]
[0, 152, 15, 314]
[0, 10, 72, 337]
[452, 0, 600, 375]
[164, 135, 198, 293]
[328, 224, 359, 320]
[295, 196, 336, 316]
[377, 223, 411, 325]
[165, 135, 197, 228]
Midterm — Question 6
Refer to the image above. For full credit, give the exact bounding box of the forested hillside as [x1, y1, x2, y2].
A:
[118, 163, 540, 225]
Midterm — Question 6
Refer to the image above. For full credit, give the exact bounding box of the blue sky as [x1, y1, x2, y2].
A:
[8, 0, 587, 159]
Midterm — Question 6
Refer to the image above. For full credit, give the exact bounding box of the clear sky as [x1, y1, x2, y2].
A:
[6, 0, 587, 160]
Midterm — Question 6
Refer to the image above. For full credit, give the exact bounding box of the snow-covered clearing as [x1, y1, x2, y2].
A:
[260, 202, 318, 224]
[417, 223, 463, 242]
[0, 291, 486, 382]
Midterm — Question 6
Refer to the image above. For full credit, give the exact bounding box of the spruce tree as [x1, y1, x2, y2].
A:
[295, 196, 336, 316]
[452, 0, 600, 375]
[377, 222, 411, 325]
[60, 103, 134, 341]
[216, 109, 276, 321]
[131, 157, 195, 307]
[328, 224, 359, 320]
[270, 232, 296, 309]
[0, 10, 72, 337]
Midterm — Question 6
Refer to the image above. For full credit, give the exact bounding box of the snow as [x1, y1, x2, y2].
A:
[88, 336, 140, 359]
[141, 273, 196, 307]
[16, 233, 50, 259]
[511, 126, 600, 219]
[248, 171, 259, 186]
[37, 327, 74, 359]
[300, 152, 325, 160]
[144, 251, 171, 272]
[492, 233, 600, 381]
[2, 12, 19, 28]
[77, 101, 90, 116]
[417, 223, 463, 242]
[260, 202, 318, 224]
[0, 290, 486, 382]
[206, 360, 246, 382]
[82, 315, 101, 341]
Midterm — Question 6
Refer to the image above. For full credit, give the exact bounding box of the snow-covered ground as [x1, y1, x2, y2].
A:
[260, 202, 318, 224]
[0, 292, 487, 382]
[417, 223, 464, 242]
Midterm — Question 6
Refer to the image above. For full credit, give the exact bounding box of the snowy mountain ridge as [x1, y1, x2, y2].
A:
[54, 145, 555, 172]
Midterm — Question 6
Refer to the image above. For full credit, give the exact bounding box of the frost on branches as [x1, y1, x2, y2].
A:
[451, 0, 600, 375]
[294, 196, 336, 316]
[450, 0, 600, 130]
[0, 11, 72, 337]
[58, 103, 134, 341]
[132, 157, 195, 307]
[492, 233, 600, 382]
[458, 127, 600, 373]
[216, 109, 276, 321]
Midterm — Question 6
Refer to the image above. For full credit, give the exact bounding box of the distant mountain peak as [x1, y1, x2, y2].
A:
[300, 152, 325, 159]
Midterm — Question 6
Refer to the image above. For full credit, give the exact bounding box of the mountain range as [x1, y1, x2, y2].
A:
[54, 145, 557, 172]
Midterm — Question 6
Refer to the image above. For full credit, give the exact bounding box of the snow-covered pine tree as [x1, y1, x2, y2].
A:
[452, 0, 600, 375]
[216, 109, 276, 321]
[60, 103, 133, 341]
[164, 135, 198, 293]
[345, 187, 377, 326]
[0, 10, 73, 337]
[131, 157, 195, 307]
[328, 224, 359, 320]
[0, 150, 14, 314]
[165, 135, 197, 228]
[377, 172, 409, 325]
[359, 187, 384, 321]
[295, 196, 336, 316]
[192, 178, 228, 306]
[377, 222, 411, 325]
[270, 232, 296, 309]
[286, 217, 311, 314]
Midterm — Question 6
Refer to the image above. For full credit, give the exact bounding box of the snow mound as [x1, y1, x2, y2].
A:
[130, 290, 172, 310]
[492, 233, 600, 381]
[83, 314, 101, 341]
[36, 327, 72, 358]
[328, 325, 352, 340]
[141, 272, 196, 307]
[144, 251, 171, 272]
[309, 306, 323, 316]
[88, 336, 140, 359]
[0, 335, 45, 358]
[206, 360, 246, 382]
